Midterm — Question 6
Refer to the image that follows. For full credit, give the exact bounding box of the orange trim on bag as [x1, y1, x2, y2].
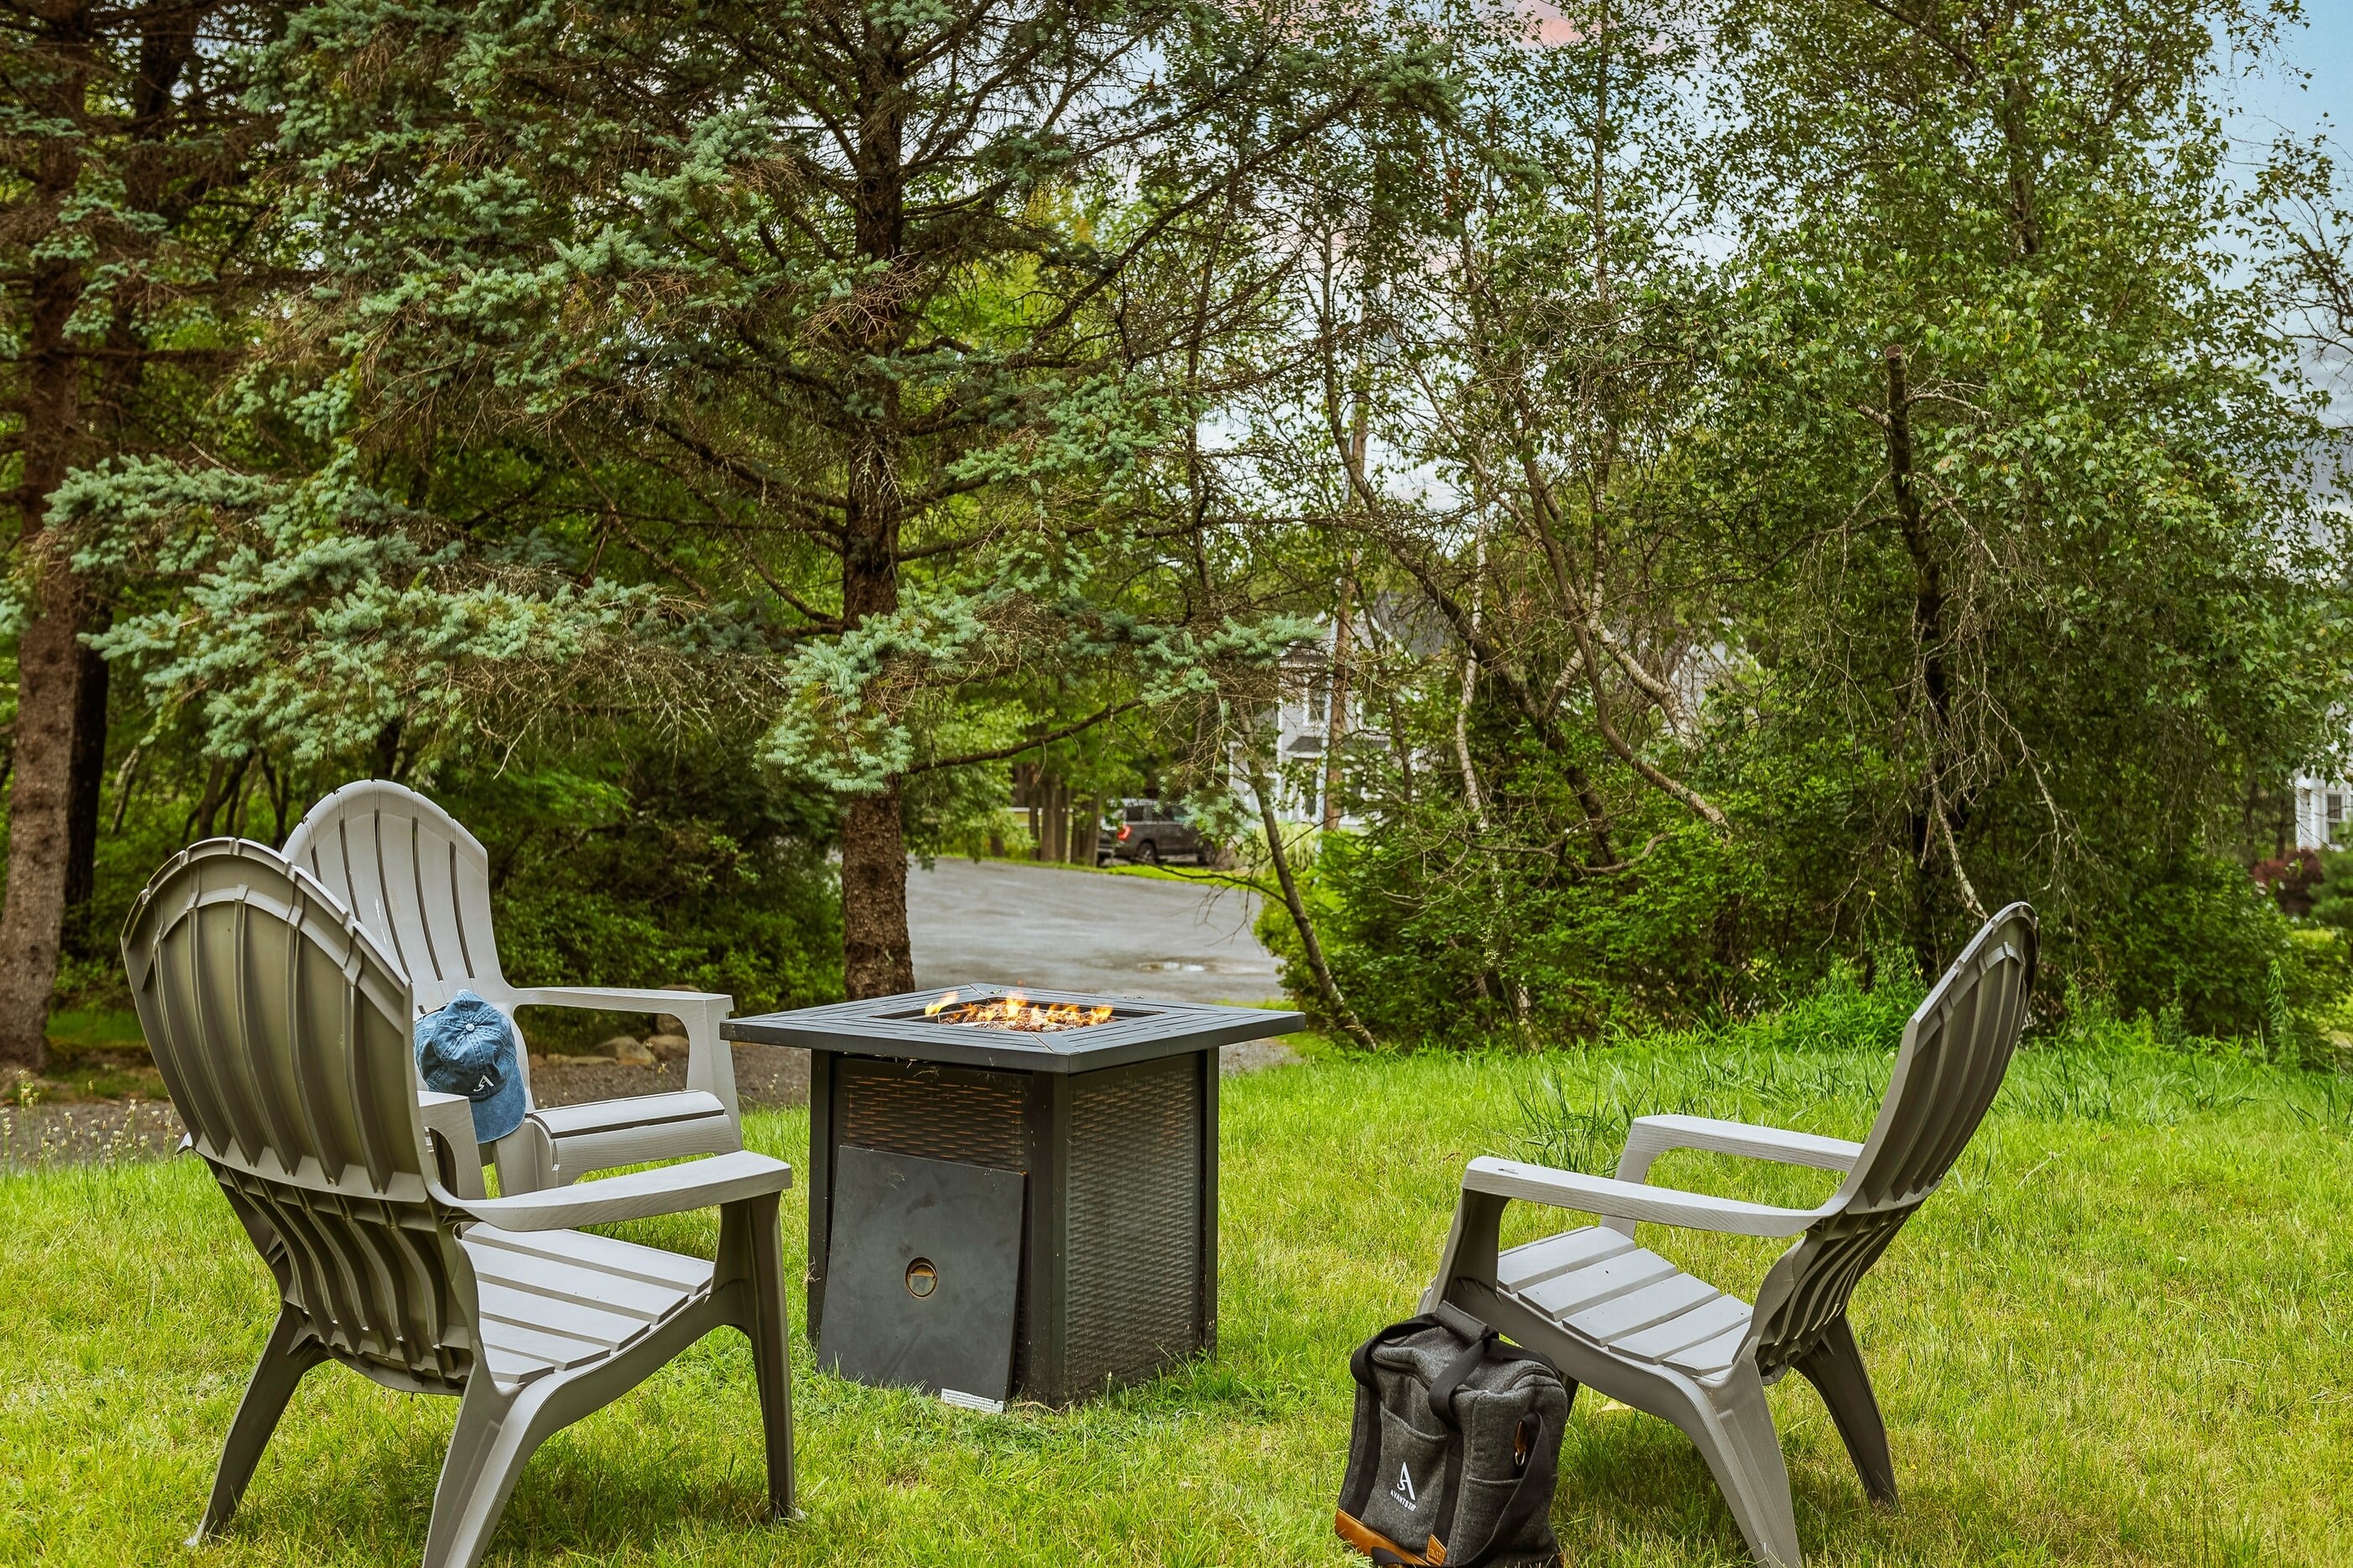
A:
[1334, 1509, 1446, 1565]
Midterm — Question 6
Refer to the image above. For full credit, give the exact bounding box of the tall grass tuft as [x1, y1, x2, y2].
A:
[1516, 966, 2353, 1174]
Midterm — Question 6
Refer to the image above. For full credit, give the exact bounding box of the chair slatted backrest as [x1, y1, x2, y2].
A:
[123, 839, 476, 1389]
[1747, 903, 2037, 1378]
[282, 781, 507, 1013]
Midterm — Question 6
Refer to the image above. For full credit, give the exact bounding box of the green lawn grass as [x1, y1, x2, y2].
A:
[5, 1039, 2350, 1565]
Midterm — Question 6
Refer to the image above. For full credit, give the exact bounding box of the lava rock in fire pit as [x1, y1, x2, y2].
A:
[920, 988, 1115, 1032]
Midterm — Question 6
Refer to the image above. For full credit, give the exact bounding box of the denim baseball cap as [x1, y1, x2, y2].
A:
[414, 990, 527, 1143]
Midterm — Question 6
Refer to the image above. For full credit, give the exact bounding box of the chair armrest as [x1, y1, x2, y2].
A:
[418, 1091, 488, 1201]
[507, 985, 732, 1011]
[527, 1091, 732, 1141]
[450, 1149, 792, 1232]
[1615, 1114, 1864, 1184]
[524, 1092, 739, 1185]
[1463, 1156, 1825, 1238]
[505, 986, 741, 1123]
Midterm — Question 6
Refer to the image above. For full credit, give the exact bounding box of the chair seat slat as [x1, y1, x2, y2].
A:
[477, 1319, 612, 1383]
[1659, 1321, 1754, 1381]
[1515, 1245, 1677, 1318]
[1615, 1294, 1752, 1362]
[464, 1225, 714, 1292]
[463, 1240, 694, 1322]
[472, 1281, 658, 1350]
[1568, 1271, 1721, 1343]
[1497, 1227, 1633, 1292]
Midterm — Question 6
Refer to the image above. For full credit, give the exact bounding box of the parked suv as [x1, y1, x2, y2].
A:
[1098, 798, 1209, 867]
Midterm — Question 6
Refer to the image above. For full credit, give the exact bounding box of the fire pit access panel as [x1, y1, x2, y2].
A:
[724, 986, 1304, 1406]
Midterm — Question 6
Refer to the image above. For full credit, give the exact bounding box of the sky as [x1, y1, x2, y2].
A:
[2224, 6, 2353, 427]
[2225, 3, 2351, 152]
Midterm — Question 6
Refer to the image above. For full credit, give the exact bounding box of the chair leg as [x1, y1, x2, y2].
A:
[423, 1374, 556, 1568]
[743, 1190, 797, 1520]
[1420, 1190, 1505, 1315]
[190, 1305, 326, 1543]
[1791, 1315, 1897, 1506]
[1687, 1368, 1803, 1568]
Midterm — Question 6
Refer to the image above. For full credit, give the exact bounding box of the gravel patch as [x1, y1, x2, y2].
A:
[3, 1035, 1299, 1169]
[1218, 1038, 1302, 1075]
[527, 1042, 811, 1110]
[531, 1037, 1297, 1102]
[3, 1100, 185, 1167]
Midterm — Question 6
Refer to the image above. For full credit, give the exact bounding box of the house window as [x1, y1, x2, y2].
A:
[2331, 793, 2345, 833]
[1307, 673, 1329, 726]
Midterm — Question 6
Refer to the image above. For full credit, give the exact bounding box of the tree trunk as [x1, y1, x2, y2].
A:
[196, 755, 248, 840]
[1016, 761, 1040, 847]
[1038, 778, 1068, 863]
[181, 758, 224, 842]
[1323, 575, 1354, 832]
[0, 581, 88, 1071]
[831, 18, 916, 999]
[841, 785, 915, 998]
[63, 622, 108, 915]
[837, 357, 911, 995]
[372, 718, 403, 782]
[1886, 345, 1964, 979]
[1250, 768, 1376, 1050]
[0, 26, 93, 1071]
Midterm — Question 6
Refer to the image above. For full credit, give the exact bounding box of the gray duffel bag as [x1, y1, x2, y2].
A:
[1335, 1301, 1568, 1567]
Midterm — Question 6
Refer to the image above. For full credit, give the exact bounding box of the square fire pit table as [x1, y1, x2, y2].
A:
[723, 984, 1302, 1406]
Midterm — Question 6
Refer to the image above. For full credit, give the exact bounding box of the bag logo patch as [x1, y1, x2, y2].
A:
[1391, 1461, 1418, 1511]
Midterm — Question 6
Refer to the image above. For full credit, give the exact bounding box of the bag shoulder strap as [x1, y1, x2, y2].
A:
[1442, 1410, 1557, 1568]
[1425, 1331, 1500, 1430]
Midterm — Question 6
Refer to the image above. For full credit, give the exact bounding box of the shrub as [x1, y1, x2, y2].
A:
[443, 758, 843, 1033]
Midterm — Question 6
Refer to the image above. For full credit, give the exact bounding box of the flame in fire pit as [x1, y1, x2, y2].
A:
[921, 988, 1114, 1032]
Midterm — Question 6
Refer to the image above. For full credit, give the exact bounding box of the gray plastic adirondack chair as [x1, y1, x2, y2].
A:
[282, 779, 740, 1193]
[1424, 904, 2037, 1567]
[123, 838, 796, 1568]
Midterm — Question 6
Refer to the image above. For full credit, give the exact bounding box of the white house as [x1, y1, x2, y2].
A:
[2294, 774, 2351, 852]
[2294, 432, 2352, 852]
[1248, 602, 1435, 825]
[1260, 625, 1358, 825]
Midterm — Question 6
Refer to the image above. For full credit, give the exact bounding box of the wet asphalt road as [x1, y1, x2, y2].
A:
[906, 857, 1285, 1005]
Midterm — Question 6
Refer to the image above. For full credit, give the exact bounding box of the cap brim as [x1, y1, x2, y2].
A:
[470, 1070, 528, 1144]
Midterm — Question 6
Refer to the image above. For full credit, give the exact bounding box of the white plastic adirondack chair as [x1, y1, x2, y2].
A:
[1424, 904, 2037, 1567]
[123, 839, 796, 1568]
[282, 779, 740, 1192]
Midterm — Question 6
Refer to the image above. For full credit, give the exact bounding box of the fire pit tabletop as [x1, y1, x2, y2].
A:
[723, 983, 1302, 1073]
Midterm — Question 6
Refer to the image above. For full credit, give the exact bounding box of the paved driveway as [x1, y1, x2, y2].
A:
[907, 857, 1285, 1005]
